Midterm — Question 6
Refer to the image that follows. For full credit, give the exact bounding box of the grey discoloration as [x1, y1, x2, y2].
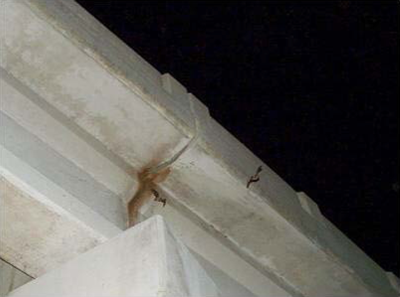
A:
[1, 1, 396, 296]
[1, 113, 126, 228]
[2, 0, 184, 170]
[0, 176, 102, 278]
[0, 259, 32, 297]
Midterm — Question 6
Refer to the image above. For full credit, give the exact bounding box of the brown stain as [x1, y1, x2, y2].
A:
[125, 138, 189, 225]
[124, 141, 178, 178]
[127, 167, 171, 228]
[87, 114, 120, 149]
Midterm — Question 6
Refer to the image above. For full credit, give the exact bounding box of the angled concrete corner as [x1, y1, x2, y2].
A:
[7, 216, 221, 297]
[386, 272, 400, 294]
[0, 259, 32, 297]
[0, 139, 122, 277]
[296, 192, 323, 220]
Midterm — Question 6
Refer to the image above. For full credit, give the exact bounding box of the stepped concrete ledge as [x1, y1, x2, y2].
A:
[0, 0, 397, 296]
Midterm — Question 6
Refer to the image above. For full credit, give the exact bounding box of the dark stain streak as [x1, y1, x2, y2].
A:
[247, 165, 263, 188]
[7, 268, 15, 293]
[152, 188, 166, 207]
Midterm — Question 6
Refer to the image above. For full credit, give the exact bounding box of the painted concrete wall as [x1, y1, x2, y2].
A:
[1, 1, 398, 296]
[0, 72, 286, 296]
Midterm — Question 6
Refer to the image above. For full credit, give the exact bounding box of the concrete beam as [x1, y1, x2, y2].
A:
[8, 216, 221, 297]
[139, 198, 290, 297]
[0, 138, 122, 276]
[0, 67, 134, 200]
[1, 112, 126, 229]
[0, 127, 263, 295]
[0, 49, 286, 297]
[1, 1, 397, 296]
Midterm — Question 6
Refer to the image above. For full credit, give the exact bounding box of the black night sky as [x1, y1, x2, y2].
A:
[76, 1, 399, 275]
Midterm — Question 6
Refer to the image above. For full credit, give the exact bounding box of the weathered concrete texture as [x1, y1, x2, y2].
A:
[0, 259, 32, 297]
[8, 216, 221, 297]
[0, 67, 134, 200]
[386, 272, 400, 294]
[0, 112, 126, 229]
[191, 252, 257, 297]
[0, 144, 121, 277]
[1, 0, 397, 296]
[0, 137, 261, 296]
[139, 199, 292, 297]
[0, 46, 284, 297]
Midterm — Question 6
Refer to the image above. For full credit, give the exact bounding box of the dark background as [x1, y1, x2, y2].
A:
[76, 1, 399, 275]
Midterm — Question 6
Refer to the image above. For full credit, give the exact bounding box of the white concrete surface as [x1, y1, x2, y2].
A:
[1, 112, 126, 229]
[0, 144, 121, 277]
[0, 50, 287, 297]
[0, 67, 134, 200]
[0, 259, 32, 297]
[1, 0, 397, 296]
[0, 115, 274, 296]
[191, 252, 257, 297]
[140, 198, 292, 297]
[8, 216, 220, 297]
